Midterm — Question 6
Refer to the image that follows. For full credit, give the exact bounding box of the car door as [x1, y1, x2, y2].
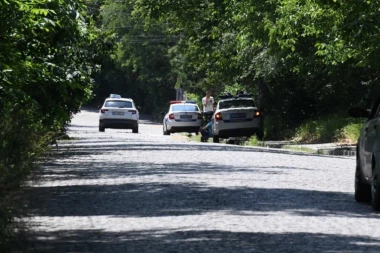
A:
[361, 100, 380, 177]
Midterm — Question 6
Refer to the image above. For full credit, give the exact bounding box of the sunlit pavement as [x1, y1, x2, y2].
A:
[22, 109, 380, 253]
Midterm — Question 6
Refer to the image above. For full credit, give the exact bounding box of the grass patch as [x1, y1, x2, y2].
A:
[186, 133, 202, 142]
[245, 136, 264, 147]
[281, 145, 316, 153]
[294, 114, 364, 143]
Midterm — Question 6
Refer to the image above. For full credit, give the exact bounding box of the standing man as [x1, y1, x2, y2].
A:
[202, 91, 214, 118]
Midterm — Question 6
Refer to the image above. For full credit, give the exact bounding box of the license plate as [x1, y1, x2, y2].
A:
[231, 113, 245, 119]
[180, 115, 192, 119]
[112, 111, 124, 115]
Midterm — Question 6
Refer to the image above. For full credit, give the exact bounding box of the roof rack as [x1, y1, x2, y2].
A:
[219, 93, 253, 100]
[219, 95, 234, 100]
[237, 93, 253, 98]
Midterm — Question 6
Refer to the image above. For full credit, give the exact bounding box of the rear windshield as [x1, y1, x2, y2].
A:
[105, 100, 133, 108]
[219, 99, 255, 109]
[172, 105, 199, 112]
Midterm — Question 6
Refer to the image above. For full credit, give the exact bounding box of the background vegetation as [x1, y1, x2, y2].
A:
[1, 0, 380, 249]
[94, 0, 380, 136]
[0, 0, 108, 249]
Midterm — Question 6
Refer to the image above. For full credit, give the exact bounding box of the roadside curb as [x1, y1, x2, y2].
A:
[261, 141, 356, 157]
[316, 147, 356, 156]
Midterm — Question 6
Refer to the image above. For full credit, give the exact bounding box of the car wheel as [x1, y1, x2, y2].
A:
[213, 135, 219, 143]
[99, 125, 105, 132]
[195, 132, 199, 136]
[132, 126, 139, 134]
[355, 158, 371, 202]
[372, 171, 380, 210]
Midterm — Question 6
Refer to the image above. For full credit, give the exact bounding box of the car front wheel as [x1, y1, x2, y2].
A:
[132, 126, 139, 133]
[355, 158, 370, 202]
[213, 135, 220, 143]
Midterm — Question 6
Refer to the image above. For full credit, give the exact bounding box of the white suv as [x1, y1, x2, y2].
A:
[212, 94, 264, 143]
[98, 95, 139, 133]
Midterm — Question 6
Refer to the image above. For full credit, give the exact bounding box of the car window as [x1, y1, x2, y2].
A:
[172, 105, 199, 112]
[105, 100, 133, 108]
[219, 99, 255, 109]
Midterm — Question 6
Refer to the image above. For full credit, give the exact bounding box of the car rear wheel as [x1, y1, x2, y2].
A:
[99, 125, 105, 132]
[213, 135, 220, 143]
[355, 158, 371, 202]
[132, 126, 139, 134]
[163, 126, 169, 135]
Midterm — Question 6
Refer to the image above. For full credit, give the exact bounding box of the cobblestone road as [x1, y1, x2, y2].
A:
[23, 109, 380, 252]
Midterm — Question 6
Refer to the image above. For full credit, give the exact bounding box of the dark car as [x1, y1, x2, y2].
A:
[348, 96, 380, 210]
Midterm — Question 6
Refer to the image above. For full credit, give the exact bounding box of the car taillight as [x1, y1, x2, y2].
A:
[215, 112, 223, 121]
[100, 109, 108, 113]
[198, 113, 203, 119]
[169, 113, 175, 120]
[254, 111, 261, 118]
[129, 110, 137, 114]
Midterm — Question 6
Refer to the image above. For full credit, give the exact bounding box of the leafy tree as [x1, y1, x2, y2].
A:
[0, 0, 105, 247]
[99, 0, 177, 113]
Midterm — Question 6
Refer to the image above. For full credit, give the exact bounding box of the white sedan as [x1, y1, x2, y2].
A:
[98, 96, 139, 133]
[212, 94, 264, 143]
[163, 101, 203, 135]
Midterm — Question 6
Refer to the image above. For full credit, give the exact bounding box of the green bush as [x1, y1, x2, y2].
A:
[340, 123, 363, 143]
[245, 136, 264, 146]
[294, 114, 364, 143]
[0, 95, 59, 251]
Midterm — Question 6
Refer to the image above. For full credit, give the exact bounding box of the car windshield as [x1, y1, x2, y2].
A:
[219, 99, 255, 109]
[105, 100, 133, 108]
[172, 105, 199, 112]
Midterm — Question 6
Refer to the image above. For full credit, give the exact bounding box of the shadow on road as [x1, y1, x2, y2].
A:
[53, 141, 352, 160]
[26, 229, 380, 253]
[23, 123, 372, 252]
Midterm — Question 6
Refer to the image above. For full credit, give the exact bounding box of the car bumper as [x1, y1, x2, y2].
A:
[166, 120, 202, 133]
[99, 119, 138, 129]
[213, 120, 262, 137]
[214, 127, 261, 138]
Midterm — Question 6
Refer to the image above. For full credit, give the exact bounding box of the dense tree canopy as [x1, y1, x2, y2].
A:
[101, 0, 379, 124]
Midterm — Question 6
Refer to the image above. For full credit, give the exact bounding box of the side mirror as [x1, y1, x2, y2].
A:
[348, 107, 370, 118]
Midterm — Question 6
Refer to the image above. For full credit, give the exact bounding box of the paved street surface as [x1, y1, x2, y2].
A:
[23, 108, 380, 252]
